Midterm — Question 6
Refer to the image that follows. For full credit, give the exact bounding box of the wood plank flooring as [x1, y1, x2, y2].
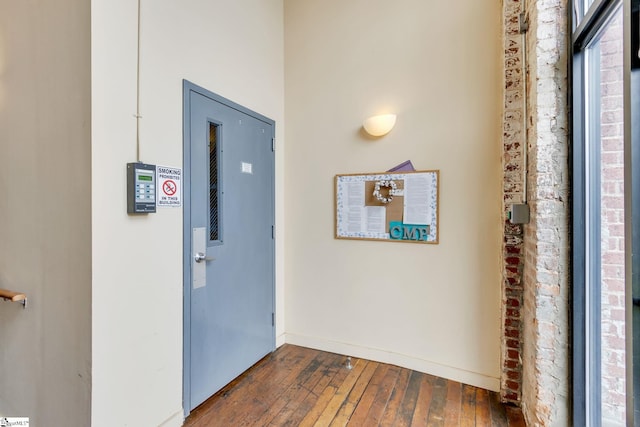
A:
[184, 344, 525, 427]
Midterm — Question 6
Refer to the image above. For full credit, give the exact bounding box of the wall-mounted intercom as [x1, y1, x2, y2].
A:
[127, 162, 156, 214]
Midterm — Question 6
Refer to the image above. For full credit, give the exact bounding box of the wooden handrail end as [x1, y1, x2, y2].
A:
[10, 294, 26, 302]
[0, 288, 27, 308]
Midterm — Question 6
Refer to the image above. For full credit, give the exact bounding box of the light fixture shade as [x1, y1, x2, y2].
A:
[363, 114, 397, 137]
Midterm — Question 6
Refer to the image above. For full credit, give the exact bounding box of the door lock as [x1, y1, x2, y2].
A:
[194, 252, 215, 263]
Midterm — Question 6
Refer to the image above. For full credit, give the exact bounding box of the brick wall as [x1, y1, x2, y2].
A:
[521, 0, 571, 425]
[501, 0, 526, 405]
[501, 0, 572, 425]
[598, 9, 626, 425]
[501, 2, 627, 425]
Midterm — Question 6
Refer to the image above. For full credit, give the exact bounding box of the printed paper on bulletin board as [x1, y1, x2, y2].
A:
[335, 170, 439, 244]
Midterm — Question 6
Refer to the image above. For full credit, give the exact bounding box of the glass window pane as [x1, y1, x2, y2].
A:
[576, 0, 605, 27]
[585, 5, 626, 425]
[574, 0, 590, 27]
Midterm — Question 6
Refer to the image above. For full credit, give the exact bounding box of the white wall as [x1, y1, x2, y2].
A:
[0, 1, 92, 425]
[91, 1, 284, 425]
[284, 0, 504, 390]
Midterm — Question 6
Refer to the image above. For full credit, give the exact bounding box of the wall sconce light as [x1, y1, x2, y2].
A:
[362, 114, 397, 137]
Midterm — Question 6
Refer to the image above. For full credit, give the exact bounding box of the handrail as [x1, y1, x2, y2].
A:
[0, 289, 27, 309]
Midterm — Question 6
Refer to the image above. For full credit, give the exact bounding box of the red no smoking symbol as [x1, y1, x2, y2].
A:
[162, 180, 177, 196]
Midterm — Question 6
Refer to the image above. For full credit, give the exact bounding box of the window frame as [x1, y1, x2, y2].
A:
[572, 0, 637, 425]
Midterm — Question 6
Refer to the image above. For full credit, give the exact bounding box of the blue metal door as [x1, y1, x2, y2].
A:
[183, 82, 275, 413]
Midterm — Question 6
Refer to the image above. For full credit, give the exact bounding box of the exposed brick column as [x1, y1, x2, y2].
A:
[521, 0, 571, 425]
[502, 1, 572, 423]
[501, 0, 526, 405]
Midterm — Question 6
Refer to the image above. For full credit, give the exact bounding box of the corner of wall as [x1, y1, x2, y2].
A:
[0, 0, 92, 424]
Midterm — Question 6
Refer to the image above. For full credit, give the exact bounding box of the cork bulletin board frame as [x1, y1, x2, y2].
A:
[335, 170, 439, 244]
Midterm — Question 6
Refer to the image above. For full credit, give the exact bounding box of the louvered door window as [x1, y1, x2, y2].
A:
[209, 122, 221, 242]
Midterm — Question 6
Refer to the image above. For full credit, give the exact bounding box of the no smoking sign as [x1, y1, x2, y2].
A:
[163, 180, 177, 196]
[157, 166, 182, 207]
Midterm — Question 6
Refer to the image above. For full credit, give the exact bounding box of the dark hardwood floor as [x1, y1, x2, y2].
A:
[184, 344, 525, 426]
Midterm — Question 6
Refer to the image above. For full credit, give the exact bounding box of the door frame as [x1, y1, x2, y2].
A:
[182, 80, 276, 416]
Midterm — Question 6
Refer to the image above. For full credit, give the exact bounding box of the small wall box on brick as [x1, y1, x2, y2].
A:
[508, 203, 530, 224]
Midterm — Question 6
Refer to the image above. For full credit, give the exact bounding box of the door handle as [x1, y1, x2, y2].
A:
[194, 252, 215, 263]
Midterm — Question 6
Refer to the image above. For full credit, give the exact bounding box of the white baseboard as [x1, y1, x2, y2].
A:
[276, 332, 286, 348]
[284, 333, 500, 392]
[157, 409, 184, 427]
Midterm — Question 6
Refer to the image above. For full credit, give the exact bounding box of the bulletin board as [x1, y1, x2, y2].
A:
[335, 170, 439, 244]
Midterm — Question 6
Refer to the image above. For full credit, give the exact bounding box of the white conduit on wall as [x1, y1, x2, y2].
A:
[136, 0, 142, 162]
[520, 9, 529, 204]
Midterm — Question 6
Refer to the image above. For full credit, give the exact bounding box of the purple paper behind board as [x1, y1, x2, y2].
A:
[387, 160, 416, 172]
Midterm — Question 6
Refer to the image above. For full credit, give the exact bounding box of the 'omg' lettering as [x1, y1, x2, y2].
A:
[389, 222, 429, 241]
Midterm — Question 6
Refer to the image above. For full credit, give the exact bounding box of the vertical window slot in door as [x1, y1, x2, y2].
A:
[209, 123, 221, 242]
